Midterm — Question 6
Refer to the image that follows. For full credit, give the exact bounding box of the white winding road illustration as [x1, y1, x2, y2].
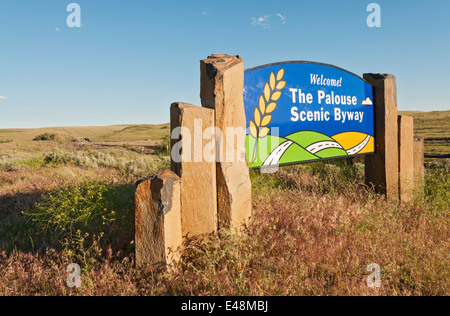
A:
[261, 134, 371, 166]
[306, 141, 343, 154]
[345, 135, 371, 155]
[262, 141, 293, 166]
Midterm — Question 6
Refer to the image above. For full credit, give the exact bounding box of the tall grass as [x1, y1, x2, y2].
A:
[0, 139, 448, 296]
[424, 164, 449, 212]
[0, 148, 169, 178]
[25, 180, 115, 236]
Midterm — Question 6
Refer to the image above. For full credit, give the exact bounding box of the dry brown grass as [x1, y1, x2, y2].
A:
[0, 138, 448, 296]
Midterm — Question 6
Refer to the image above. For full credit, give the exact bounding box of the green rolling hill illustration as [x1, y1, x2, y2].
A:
[246, 130, 373, 168]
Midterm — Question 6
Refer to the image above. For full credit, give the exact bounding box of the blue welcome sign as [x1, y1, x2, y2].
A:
[244, 61, 375, 168]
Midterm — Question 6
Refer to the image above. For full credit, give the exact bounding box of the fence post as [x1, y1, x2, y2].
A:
[363, 74, 399, 200]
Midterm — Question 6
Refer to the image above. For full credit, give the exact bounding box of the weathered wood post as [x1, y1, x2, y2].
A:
[200, 54, 252, 232]
[398, 115, 414, 202]
[363, 74, 399, 200]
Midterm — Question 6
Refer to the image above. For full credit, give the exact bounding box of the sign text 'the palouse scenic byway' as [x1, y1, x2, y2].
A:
[244, 61, 375, 168]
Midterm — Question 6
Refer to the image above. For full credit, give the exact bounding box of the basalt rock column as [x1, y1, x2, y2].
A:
[135, 170, 182, 268]
[398, 115, 414, 203]
[363, 73, 399, 201]
[200, 54, 252, 231]
[170, 102, 218, 237]
[413, 136, 425, 195]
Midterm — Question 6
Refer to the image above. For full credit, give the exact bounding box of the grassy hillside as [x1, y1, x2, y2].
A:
[0, 123, 170, 144]
[0, 111, 448, 296]
[399, 110, 450, 138]
[95, 124, 170, 143]
[399, 110, 450, 153]
[0, 110, 447, 144]
[0, 125, 125, 142]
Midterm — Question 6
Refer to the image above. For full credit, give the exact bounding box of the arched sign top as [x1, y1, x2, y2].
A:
[244, 61, 375, 168]
[245, 60, 370, 84]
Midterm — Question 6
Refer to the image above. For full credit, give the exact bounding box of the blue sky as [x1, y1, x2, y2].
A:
[0, 0, 449, 128]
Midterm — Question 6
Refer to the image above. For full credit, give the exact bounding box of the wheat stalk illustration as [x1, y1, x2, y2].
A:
[249, 68, 286, 162]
